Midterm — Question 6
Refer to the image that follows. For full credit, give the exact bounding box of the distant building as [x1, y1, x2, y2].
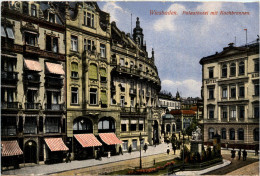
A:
[158, 91, 181, 112]
[170, 110, 196, 132]
[200, 40, 259, 148]
[181, 97, 202, 110]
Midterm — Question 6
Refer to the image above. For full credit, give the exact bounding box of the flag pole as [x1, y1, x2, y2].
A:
[244, 28, 247, 46]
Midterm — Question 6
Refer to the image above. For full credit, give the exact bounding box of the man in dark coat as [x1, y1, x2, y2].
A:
[119, 145, 123, 155]
[231, 148, 236, 160]
[129, 145, 132, 154]
[238, 149, 241, 160]
[243, 149, 247, 161]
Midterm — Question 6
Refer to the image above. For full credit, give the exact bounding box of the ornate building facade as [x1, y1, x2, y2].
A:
[200, 41, 259, 148]
[1, 2, 67, 165]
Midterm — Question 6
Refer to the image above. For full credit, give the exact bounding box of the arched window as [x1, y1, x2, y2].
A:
[98, 117, 115, 133]
[172, 125, 175, 133]
[221, 128, 226, 139]
[229, 128, 235, 140]
[254, 128, 259, 141]
[89, 64, 97, 79]
[238, 128, 244, 140]
[73, 117, 93, 134]
[222, 64, 227, 77]
[166, 124, 171, 133]
[71, 62, 78, 78]
[208, 128, 214, 139]
[239, 61, 245, 75]
[230, 63, 236, 76]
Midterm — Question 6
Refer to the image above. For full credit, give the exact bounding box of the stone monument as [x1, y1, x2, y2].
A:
[190, 126, 203, 154]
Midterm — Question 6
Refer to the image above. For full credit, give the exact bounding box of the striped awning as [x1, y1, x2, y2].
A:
[1, 141, 23, 157]
[99, 133, 122, 145]
[74, 134, 102, 148]
[45, 62, 65, 75]
[44, 138, 68, 152]
[24, 59, 42, 72]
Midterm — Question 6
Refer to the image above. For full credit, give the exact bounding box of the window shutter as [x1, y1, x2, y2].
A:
[101, 91, 107, 105]
[100, 68, 106, 77]
[89, 64, 98, 79]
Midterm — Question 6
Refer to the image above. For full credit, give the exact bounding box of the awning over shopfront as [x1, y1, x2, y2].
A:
[1, 141, 23, 157]
[45, 62, 65, 75]
[44, 138, 68, 152]
[74, 134, 102, 148]
[24, 59, 42, 72]
[99, 133, 122, 145]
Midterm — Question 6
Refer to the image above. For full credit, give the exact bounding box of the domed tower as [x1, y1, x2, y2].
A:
[176, 91, 180, 100]
[133, 17, 144, 48]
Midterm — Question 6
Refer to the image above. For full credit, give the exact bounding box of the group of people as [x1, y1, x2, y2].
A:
[231, 148, 247, 161]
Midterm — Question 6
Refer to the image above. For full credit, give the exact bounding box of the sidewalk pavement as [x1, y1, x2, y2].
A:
[2, 143, 172, 175]
[174, 159, 231, 176]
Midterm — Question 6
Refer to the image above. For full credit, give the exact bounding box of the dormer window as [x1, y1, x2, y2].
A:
[49, 13, 55, 23]
[23, 2, 29, 15]
[85, 12, 94, 27]
[31, 4, 36, 17]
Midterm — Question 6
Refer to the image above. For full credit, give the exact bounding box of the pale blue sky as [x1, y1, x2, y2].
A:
[98, 2, 259, 97]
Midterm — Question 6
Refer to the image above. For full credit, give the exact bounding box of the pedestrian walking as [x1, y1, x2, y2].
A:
[255, 144, 259, 156]
[231, 148, 236, 160]
[238, 149, 241, 160]
[129, 145, 132, 155]
[173, 145, 176, 155]
[108, 151, 111, 158]
[97, 148, 102, 160]
[65, 152, 71, 163]
[119, 145, 123, 155]
[243, 149, 247, 161]
[167, 146, 170, 155]
[143, 143, 148, 153]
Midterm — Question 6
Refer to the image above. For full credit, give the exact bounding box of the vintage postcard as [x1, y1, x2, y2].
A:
[1, 0, 259, 175]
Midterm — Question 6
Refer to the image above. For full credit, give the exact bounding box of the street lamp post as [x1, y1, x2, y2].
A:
[139, 132, 142, 169]
[182, 129, 185, 170]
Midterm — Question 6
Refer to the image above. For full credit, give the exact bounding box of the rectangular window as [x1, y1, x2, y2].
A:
[122, 140, 128, 151]
[90, 88, 97, 105]
[100, 44, 106, 58]
[71, 35, 78, 51]
[209, 107, 214, 119]
[239, 86, 244, 97]
[71, 87, 78, 104]
[230, 87, 236, 98]
[53, 38, 58, 53]
[130, 120, 137, 131]
[1, 117, 16, 136]
[31, 4, 36, 17]
[239, 106, 244, 118]
[45, 117, 59, 133]
[209, 67, 214, 78]
[230, 106, 236, 119]
[91, 14, 94, 27]
[255, 83, 259, 96]
[121, 124, 126, 132]
[88, 40, 91, 51]
[25, 32, 37, 46]
[84, 39, 87, 51]
[132, 140, 137, 150]
[46, 35, 52, 51]
[254, 106, 259, 119]
[120, 96, 125, 107]
[24, 117, 37, 134]
[120, 58, 125, 66]
[254, 59, 259, 72]
[222, 107, 227, 119]
[209, 88, 214, 99]
[84, 11, 86, 25]
[139, 119, 144, 131]
[87, 13, 91, 26]
[222, 87, 227, 98]
[23, 2, 29, 14]
[130, 97, 134, 107]
[92, 41, 95, 50]
[49, 13, 55, 23]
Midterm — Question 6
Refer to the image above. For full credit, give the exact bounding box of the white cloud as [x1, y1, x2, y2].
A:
[162, 79, 202, 98]
[153, 3, 186, 32]
[102, 2, 130, 22]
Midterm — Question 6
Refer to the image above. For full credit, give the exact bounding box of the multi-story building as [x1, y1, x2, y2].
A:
[181, 97, 201, 110]
[1, 2, 67, 166]
[200, 40, 259, 148]
[158, 91, 181, 112]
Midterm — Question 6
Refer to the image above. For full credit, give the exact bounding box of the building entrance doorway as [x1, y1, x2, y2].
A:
[24, 140, 37, 163]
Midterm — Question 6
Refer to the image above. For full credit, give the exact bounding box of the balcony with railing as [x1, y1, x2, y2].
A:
[24, 73, 41, 84]
[120, 107, 147, 116]
[116, 66, 141, 76]
[45, 76, 63, 87]
[1, 71, 18, 83]
[129, 88, 137, 95]
[45, 103, 64, 111]
[1, 102, 19, 109]
[25, 103, 41, 110]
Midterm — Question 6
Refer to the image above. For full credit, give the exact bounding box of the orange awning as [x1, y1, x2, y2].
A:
[24, 59, 42, 71]
[74, 134, 102, 148]
[2, 141, 23, 157]
[45, 62, 65, 75]
[99, 133, 122, 145]
[44, 138, 68, 152]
